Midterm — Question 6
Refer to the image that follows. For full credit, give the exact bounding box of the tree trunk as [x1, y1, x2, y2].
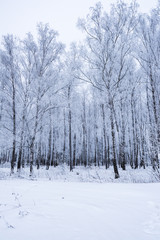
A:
[101, 104, 108, 169]
[73, 133, 76, 167]
[11, 81, 16, 174]
[110, 102, 119, 179]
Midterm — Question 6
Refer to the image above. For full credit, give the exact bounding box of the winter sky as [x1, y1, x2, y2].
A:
[0, 0, 158, 47]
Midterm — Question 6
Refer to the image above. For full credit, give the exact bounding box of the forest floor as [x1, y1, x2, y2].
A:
[0, 179, 160, 240]
[0, 164, 160, 183]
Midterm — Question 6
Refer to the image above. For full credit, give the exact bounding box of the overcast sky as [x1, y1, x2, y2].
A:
[0, 0, 158, 47]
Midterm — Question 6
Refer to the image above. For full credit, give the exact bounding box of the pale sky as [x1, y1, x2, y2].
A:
[0, 0, 158, 47]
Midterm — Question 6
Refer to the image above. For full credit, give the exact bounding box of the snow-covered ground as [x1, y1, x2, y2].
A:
[0, 180, 160, 240]
[0, 165, 159, 183]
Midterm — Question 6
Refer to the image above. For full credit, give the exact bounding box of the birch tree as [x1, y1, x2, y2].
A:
[77, 1, 138, 178]
[1, 35, 20, 173]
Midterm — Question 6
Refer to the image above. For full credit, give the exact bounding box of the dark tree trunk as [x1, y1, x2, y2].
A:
[110, 103, 119, 179]
[69, 108, 72, 171]
[101, 104, 108, 169]
[11, 82, 16, 174]
[73, 133, 76, 167]
[63, 109, 66, 164]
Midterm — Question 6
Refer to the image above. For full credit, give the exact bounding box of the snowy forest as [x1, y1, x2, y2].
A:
[0, 0, 160, 180]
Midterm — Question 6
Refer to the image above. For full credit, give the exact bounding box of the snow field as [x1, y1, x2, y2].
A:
[0, 180, 160, 240]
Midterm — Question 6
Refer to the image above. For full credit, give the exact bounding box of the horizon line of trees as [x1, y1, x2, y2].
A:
[0, 0, 160, 178]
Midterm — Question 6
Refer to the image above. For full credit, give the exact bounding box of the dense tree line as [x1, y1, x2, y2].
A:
[0, 0, 160, 178]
